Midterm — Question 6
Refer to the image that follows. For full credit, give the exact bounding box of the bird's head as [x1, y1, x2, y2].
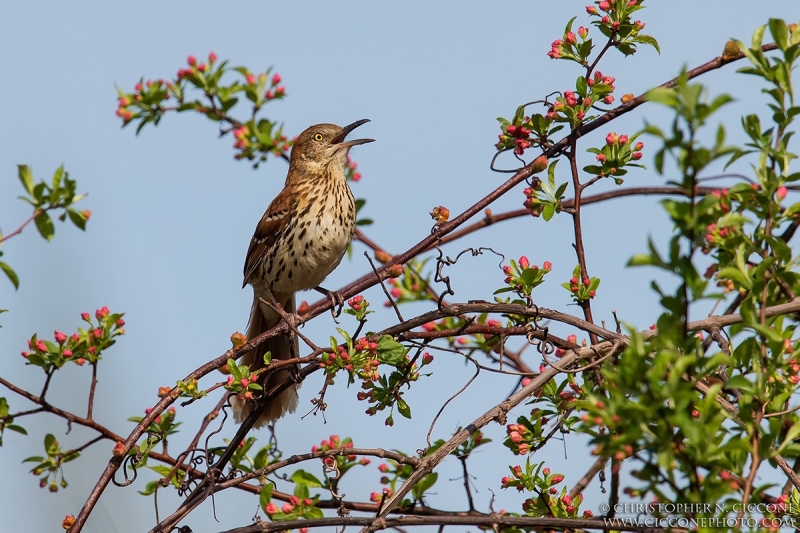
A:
[290, 119, 374, 170]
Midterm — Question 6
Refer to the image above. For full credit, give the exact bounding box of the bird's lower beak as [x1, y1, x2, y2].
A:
[331, 118, 375, 148]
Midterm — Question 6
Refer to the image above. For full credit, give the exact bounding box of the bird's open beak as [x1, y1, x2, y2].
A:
[331, 119, 375, 148]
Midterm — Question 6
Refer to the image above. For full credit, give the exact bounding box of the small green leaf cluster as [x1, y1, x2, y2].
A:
[116, 52, 289, 167]
[585, 0, 659, 56]
[128, 406, 180, 443]
[343, 295, 373, 322]
[23, 434, 78, 493]
[1, 165, 89, 290]
[495, 255, 553, 299]
[496, 109, 563, 156]
[522, 160, 567, 220]
[0, 397, 27, 446]
[561, 265, 600, 302]
[223, 357, 266, 401]
[500, 459, 587, 518]
[21, 307, 125, 371]
[505, 377, 584, 455]
[584, 131, 646, 181]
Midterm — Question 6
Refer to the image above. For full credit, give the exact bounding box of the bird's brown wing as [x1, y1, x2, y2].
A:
[242, 187, 295, 287]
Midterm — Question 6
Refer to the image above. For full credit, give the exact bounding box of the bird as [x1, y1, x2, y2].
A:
[231, 119, 374, 428]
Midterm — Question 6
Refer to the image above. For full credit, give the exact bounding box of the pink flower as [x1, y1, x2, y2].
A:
[565, 32, 576, 45]
[578, 26, 589, 38]
[390, 287, 402, 298]
[116, 318, 125, 327]
[62, 350, 73, 358]
[606, 132, 616, 145]
[265, 503, 278, 514]
[281, 503, 294, 513]
[96, 306, 110, 320]
[187, 55, 197, 66]
[370, 492, 382, 502]
[422, 353, 434, 365]
[271, 73, 281, 85]
[378, 463, 390, 473]
[634, 141, 644, 151]
[76, 358, 86, 366]
[618, 134, 629, 144]
[54, 331, 67, 344]
[604, 95, 614, 104]
[598, 1, 610, 10]
[586, 5, 597, 14]
[81, 312, 91, 321]
[551, 474, 564, 484]
[360, 458, 371, 465]
[36, 340, 47, 352]
[632, 152, 643, 160]
[518, 256, 530, 269]
[208, 51, 217, 63]
[596, 154, 606, 162]
[246, 73, 256, 84]
[777, 186, 788, 201]
[542, 261, 552, 272]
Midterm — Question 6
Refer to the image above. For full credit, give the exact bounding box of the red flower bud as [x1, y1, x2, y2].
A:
[634, 141, 644, 151]
[54, 331, 67, 344]
[618, 134, 629, 144]
[604, 95, 614, 104]
[542, 261, 552, 271]
[606, 132, 616, 145]
[596, 154, 606, 162]
[518, 256, 530, 269]
[777, 186, 788, 201]
[631, 152, 643, 160]
[586, 5, 597, 14]
[565, 32, 576, 45]
[187, 55, 197, 66]
[208, 51, 217, 63]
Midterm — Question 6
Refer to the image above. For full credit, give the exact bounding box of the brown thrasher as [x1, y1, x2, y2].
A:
[231, 119, 374, 428]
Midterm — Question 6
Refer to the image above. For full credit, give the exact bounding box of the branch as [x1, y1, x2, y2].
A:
[218, 514, 675, 533]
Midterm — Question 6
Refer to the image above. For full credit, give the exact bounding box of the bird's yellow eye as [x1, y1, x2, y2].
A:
[313, 133, 323, 141]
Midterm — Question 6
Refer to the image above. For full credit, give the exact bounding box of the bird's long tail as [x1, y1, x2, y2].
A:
[231, 292, 300, 428]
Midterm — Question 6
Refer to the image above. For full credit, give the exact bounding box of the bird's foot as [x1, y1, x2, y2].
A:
[314, 286, 345, 321]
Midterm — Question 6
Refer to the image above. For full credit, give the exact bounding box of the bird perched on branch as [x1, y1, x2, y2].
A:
[231, 119, 374, 428]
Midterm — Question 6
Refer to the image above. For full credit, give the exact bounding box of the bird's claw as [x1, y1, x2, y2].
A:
[315, 286, 345, 321]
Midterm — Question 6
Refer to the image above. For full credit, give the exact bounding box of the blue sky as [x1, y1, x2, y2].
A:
[1, 1, 799, 531]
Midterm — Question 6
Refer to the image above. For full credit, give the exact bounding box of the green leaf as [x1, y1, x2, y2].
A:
[769, 18, 789, 51]
[397, 397, 412, 419]
[644, 87, 679, 108]
[34, 211, 55, 241]
[377, 335, 406, 365]
[67, 209, 88, 231]
[290, 469, 323, 488]
[0, 261, 19, 290]
[259, 483, 273, 511]
[17, 165, 34, 195]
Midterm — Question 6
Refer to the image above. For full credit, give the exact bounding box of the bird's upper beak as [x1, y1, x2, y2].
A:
[331, 119, 375, 148]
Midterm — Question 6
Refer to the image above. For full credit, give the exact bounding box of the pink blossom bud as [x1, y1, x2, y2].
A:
[281, 503, 294, 513]
[578, 26, 589, 38]
[618, 134, 629, 144]
[36, 340, 47, 352]
[542, 261, 552, 271]
[586, 5, 597, 14]
[632, 152, 643, 160]
[63, 350, 73, 358]
[271, 73, 281, 85]
[565, 32, 576, 45]
[777, 186, 788, 201]
[246, 73, 256, 85]
[265, 503, 278, 514]
[634, 141, 644, 151]
[76, 358, 86, 366]
[208, 51, 217, 63]
[596, 154, 606, 162]
[606, 132, 616, 145]
[551, 474, 564, 484]
[54, 331, 67, 344]
[81, 312, 91, 321]
[601, 15, 610, 23]
[187, 55, 197, 67]
[116, 319, 125, 327]
[96, 306, 109, 320]
[604, 95, 614, 104]
[518, 256, 530, 269]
